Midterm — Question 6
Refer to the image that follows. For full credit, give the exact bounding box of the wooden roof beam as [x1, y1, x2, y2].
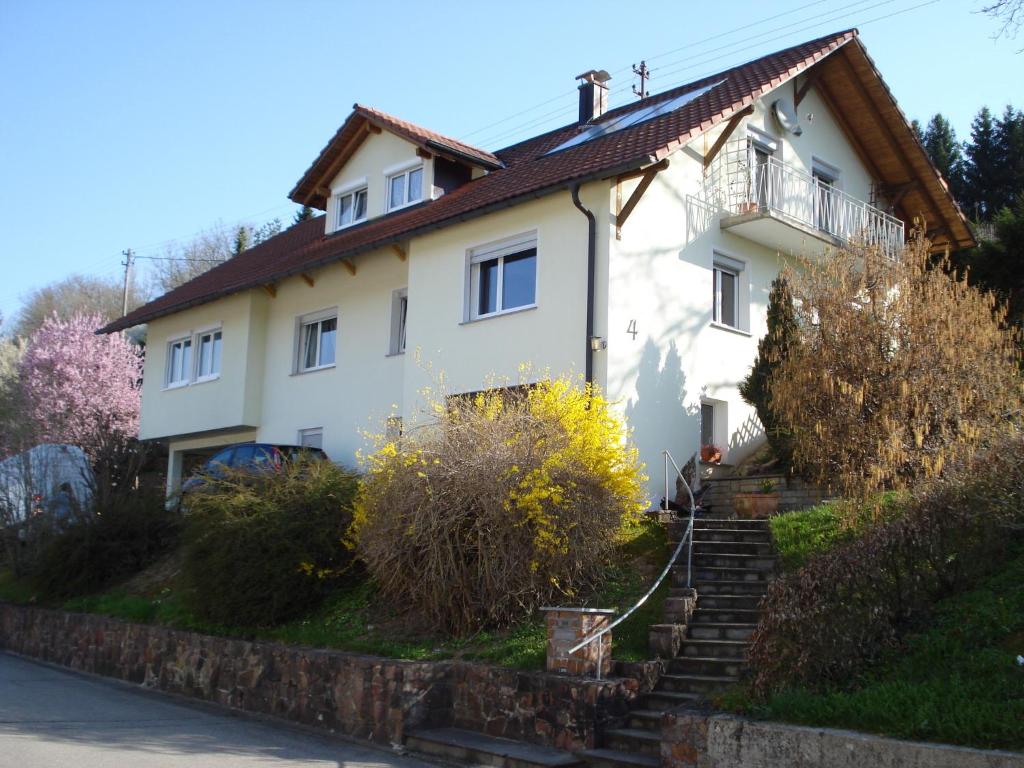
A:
[342, 259, 357, 276]
[794, 67, 821, 107]
[392, 244, 407, 261]
[703, 106, 754, 170]
[834, 49, 955, 239]
[616, 159, 670, 232]
[262, 284, 277, 298]
[300, 273, 315, 288]
[311, 122, 373, 205]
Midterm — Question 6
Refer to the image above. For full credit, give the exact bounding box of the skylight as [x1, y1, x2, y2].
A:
[545, 79, 727, 156]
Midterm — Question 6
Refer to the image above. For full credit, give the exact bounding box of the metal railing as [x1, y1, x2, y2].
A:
[567, 449, 696, 680]
[710, 145, 905, 260]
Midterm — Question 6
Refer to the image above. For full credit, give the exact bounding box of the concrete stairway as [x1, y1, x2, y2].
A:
[578, 518, 776, 768]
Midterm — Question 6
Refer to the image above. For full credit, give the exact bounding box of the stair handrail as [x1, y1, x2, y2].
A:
[567, 449, 696, 680]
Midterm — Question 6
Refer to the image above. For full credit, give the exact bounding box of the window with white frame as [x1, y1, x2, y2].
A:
[196, 330, 222, 380]
[387, 165, 423, 210]
[166, 337, 193, 387]
[389, 288, 408, 355]
[336, 187, 368, 229]
[298, 427, 323, 450]
[712, 253, 746, 330]
[297, 310, 337, 372]
[468, 234, 537, 320]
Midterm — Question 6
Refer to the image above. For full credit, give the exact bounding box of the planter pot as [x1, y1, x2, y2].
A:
[733, 492, 781, 519]
[700, 445, 722, 464]
[737, 201, 760, 215]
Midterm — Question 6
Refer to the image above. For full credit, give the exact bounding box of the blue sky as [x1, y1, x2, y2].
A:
[0, 0, 1019, 327]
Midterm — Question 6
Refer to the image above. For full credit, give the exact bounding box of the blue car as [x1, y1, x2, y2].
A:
[180, 442, 329, 496]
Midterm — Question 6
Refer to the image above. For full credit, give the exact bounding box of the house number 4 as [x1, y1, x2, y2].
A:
[626, 320, 638, 340]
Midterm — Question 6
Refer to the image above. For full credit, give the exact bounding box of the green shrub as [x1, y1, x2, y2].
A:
[354, 376, 647, 635]
[33, 488, 179, 598]
[181, 457, 359, 626]
[749, 434, 1024, 695]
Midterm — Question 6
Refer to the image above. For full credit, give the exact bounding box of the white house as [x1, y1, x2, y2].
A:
[102, 29, 973, 503]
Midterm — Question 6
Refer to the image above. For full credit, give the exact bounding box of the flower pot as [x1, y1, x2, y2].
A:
[700, 445, 722, 464]
[733, 492, 781, 519]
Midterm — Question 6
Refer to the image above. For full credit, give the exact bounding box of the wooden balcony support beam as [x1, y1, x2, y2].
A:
[615, 158, 670, 237]
[703, 106, 754, 170]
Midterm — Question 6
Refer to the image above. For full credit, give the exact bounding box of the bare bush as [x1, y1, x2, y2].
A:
[353, 376, 648, 635]
[770, 228, 1022, 498]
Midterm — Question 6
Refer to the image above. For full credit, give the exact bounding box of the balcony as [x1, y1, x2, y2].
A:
[709, 147, 904, 260]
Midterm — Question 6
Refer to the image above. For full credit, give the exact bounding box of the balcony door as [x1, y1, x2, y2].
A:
[812, 159, 841, 237]
[745, 129, 778, 213]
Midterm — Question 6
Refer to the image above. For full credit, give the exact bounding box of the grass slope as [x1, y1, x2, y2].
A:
[4, 515, 669, 670]
[730, 546, 1024, 751]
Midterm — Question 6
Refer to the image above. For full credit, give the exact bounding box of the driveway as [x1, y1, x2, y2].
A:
[0, 652, 437, 768]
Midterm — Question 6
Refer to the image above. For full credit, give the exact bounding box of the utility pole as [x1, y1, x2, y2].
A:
[120, 248, 134, 317]
[632, 60, 651, 99]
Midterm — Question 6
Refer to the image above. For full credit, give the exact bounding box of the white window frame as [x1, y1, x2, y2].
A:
[334, 185, 368, 230]
[295, 308, 338, 374]
[165, 336, 193, 389]
[389, 288, 408, 356]
[298, 427, 324, 450]
[194, 328, 223, 382]
[465, 232, 539, 322]
[385, 162, 424, 211]
[711, 252, 749, 333]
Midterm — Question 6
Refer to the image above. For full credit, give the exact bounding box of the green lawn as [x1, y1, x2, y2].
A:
[724, 546, 1024, 751]
[3, 514, 669, 670]
[769, 492, 905, 571]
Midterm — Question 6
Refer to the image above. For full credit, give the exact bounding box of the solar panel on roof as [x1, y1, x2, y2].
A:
[545, 79, 727, 156]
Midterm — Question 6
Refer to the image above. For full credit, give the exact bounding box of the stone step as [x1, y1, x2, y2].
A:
[668, 655, 745, 677]
[602, 728, 661, 757]
[656, 673, 741, 696]
[691, 553, 778, 570]
[694, 594, 764, 610]
[577, 749, 659, 768]
[626, 709, 664, 730]
[688, 622, 757, 641]
[689, 566, 775, 583]
[406, 728, 583, 768]
[638, 689, 704, 711]
[690, 607, 763, 624]
[690, 529, 773, 544]
[689, 578, 770, 595]
[680, 638, 750, 659]
[692, 540, 775, 556]
[693, 518, 770, 529]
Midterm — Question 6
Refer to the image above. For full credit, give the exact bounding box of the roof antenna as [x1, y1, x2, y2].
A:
[632, 60, 651, 99]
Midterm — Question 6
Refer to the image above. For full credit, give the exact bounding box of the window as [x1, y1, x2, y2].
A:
[387, 166, 423, 210]
[468, 234, 537, 320]
[812, 158, 840, 235]
[299, 428, 323, 450]
[196, 330, 222, 380]
[389, 288, 408, 355]
[712, 253, 746, 331]
[336, 187, 368, 229]
[166, 337, 192, 387]
[297, 310, 337, 372]
[700, 403, 715, 447]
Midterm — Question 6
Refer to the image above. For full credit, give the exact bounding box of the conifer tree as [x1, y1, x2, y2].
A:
[740, 276, 799, 469]
[921, 114, 965, 203]
[963, 107, 1002, 220]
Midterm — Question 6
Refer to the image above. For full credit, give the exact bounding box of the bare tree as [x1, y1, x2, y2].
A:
[980, 0, 1023, 45]
[12, 274, 146, 338]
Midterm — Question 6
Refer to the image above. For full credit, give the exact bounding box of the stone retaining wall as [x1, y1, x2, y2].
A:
[661, 710, 1024, 768]
[703, 474, 828, 517]
[0, 603, 639, 751]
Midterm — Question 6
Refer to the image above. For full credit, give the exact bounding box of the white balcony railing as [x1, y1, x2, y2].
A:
[709, 145, 904, 260]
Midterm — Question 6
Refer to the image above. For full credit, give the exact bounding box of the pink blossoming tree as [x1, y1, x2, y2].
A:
[19, 313, 144, 507]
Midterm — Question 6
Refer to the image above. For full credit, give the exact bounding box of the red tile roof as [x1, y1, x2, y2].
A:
[103, 30, 858, 333]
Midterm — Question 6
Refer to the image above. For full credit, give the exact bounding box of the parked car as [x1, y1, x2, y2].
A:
[179, 442, 329, 497]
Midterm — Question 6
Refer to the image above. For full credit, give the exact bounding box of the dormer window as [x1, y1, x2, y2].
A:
[336, 187, 367, 229]
[387, 165, 423, 211]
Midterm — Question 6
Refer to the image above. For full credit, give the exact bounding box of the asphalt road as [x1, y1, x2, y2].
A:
[0, 652, 436, 768]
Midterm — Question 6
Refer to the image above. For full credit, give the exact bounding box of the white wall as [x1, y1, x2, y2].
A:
[607, 82, 880, 503]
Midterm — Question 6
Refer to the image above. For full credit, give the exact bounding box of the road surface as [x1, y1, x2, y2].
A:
[0, 652, 436, 768]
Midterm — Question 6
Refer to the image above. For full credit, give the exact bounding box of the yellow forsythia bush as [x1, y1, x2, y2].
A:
[352, 375, 647, 635]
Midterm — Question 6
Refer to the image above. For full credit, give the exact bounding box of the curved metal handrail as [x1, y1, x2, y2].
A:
[567, 449, 697, 680]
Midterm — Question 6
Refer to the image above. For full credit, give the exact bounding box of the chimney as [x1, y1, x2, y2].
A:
[576, 69, 611, 124]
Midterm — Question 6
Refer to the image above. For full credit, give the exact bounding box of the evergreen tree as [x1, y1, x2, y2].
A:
[963, 107, 1002, 220]
[921, 114, 965, 203]
[740, 276, 799, 469]
[293, 205, 315, 224]
[996, 106, 1024, 210]
[960, 200, 1024, 325]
